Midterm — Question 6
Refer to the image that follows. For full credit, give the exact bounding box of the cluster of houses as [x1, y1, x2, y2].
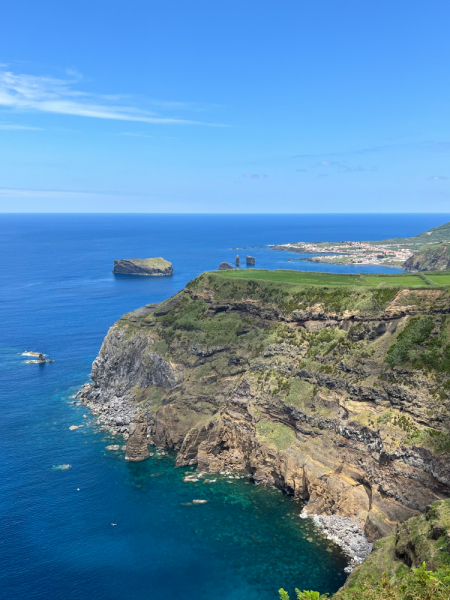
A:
[274, 241, 414, 266]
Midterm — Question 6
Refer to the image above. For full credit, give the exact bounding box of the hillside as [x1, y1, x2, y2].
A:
[403, 243, 450, 272]
[380, 220, 450, 246]
[271, 220, 450, 268]
[79, 270, 450, 556]
[333, 498, 450, 599]
[281, 498, 450, 600]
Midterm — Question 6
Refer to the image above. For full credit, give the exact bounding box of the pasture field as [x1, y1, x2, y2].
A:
[217, 269, 434, 287]
[362, 274, 427, 287]
[217, 269, 365, 286]
[426, 273, 450, 286]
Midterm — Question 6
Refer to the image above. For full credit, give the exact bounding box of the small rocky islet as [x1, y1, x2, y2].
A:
[77, 268, 450, 596]
[22, 351, 53, 364]
[113, 257, 173, 276]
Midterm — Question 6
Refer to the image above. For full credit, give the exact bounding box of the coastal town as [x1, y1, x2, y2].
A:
[271, 240, 415, 267]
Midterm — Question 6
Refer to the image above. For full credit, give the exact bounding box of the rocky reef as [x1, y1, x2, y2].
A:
[218, 262, 234, 270]
[403, 243, 450, 272]
[80, 272, 450, 546]
[113, 257, 173, 276]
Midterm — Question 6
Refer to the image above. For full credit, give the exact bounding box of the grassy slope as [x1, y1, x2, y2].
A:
[331, 499, 450, 600]
[378, 220, 450, 245]
[133, 257, 172, 268]
[429, 272, 450, 285]
[216, 269, 429, 287]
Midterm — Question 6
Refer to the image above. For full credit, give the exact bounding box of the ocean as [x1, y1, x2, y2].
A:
[1, 213, 449, 600]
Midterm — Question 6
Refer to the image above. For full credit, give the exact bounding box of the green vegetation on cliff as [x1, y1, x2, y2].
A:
[403, 244, 450, 272]
[280, 499, 450, 600]
[387, 315, 450, 373]
[95, 270, 450, 556]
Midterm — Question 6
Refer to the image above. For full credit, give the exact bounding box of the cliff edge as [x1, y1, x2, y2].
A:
[81, 272, 450, 543]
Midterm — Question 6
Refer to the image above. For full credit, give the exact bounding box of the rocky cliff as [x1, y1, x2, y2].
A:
[81, 273, 450, 542]
[113, 257, 173, 276]
[403, 243, 450, 272]
[332, 498, 450, 600]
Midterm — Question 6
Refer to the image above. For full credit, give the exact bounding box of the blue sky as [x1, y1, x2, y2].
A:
[1, 0, 450, 212]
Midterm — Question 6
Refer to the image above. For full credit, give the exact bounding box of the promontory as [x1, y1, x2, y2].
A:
[113, 257, 173, 276]
[81, 268, 450, 545]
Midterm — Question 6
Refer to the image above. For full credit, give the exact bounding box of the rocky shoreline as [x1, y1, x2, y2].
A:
[300, 509, 373, 573]
[77, 380, 373, 573]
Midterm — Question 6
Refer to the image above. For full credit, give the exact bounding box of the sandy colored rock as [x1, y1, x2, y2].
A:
[125, 411, 150, 462]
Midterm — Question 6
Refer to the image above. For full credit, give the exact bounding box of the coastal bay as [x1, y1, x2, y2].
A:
[2, 213, 450, 600]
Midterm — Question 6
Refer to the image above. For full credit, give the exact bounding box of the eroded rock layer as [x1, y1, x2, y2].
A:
[81, 273, 450, 541]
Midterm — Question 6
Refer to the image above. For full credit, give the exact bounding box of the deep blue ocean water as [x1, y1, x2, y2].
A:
[1, 213, 449, 600]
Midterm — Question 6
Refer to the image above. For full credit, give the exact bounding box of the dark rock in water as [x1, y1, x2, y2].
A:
[125, 411, 150, 462]
[235, 255, 240, 265]
[113, 258, 173, 276]
[246, 256, 255, 265]
[218, 262, 234, 270]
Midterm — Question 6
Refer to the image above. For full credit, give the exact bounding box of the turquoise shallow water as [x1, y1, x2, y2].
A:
[1, 213, 449, 600]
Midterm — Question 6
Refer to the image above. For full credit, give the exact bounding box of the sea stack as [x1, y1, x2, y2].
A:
[113, 258, 173, 276]
[218, 262, 234, 270]
[125, 411, 150, 462]
[235, 254, 240, 265]
[246, 256, 255, 265]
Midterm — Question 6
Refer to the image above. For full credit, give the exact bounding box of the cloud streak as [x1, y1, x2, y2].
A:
[0, 67, 225, 126]
[244, 173, 268, 179]
[0, 122, 42, 130]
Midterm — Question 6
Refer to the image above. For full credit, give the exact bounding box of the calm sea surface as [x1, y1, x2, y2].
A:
[1, 213, 449, 600]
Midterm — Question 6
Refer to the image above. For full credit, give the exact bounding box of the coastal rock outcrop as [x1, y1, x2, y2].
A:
[80, 273, 450, 543]
[218, 262, 234, 270]
[246, 256, 255, 265]
[125, 411, 150, 462]
[113, 257, 173, 276]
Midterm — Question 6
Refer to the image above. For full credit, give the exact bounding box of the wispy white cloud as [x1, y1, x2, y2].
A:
[0, 67, 225, 126]
[338, 164, 377, 173]
[244, 173, 268, 179]
[119, 131, 154, 139]
[0, 122, 42, 130]
[309, 160, 377, 174]
[0, 187, 162, 200]
[428, 175, 448, 181]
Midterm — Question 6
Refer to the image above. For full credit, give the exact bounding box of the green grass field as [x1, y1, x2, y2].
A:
[426, 274, 450, 285]
[362, 274, 427, 287]
[217, 269, 365, 286]
[216, 269, 429, 287]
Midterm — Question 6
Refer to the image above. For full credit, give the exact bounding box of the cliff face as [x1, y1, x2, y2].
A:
[403, 244, 450, 272]
[81, 273, 450, 541]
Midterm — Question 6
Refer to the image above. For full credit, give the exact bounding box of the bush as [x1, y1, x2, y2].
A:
[386, 316, 435, 367]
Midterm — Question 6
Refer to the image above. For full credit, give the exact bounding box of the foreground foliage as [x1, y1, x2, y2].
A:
[280, 564, 450, 600]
